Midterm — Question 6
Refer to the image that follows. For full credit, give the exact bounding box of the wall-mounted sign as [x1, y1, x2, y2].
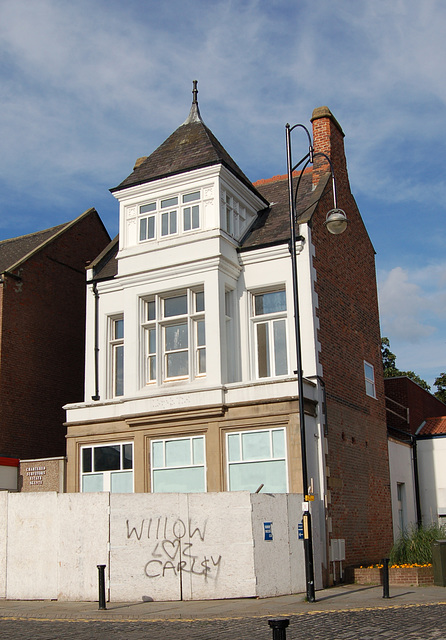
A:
[26, 465, 46, 485]
[263, 521, 273, 541]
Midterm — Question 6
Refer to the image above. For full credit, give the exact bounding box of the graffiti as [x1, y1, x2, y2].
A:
[125, 516, 222, 581]
[144, 553, 222, 579]
[126, 516, 206, 542]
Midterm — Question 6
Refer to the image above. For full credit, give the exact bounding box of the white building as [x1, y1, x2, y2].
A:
[65, 85, 393, 583]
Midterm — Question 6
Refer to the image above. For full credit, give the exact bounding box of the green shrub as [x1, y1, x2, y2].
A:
[389, 523, 446, 565]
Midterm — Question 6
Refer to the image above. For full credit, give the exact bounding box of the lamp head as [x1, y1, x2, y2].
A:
[324, 208, 348, 235]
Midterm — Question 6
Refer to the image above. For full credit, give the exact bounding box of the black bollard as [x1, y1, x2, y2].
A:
[382, 558, 390, 599]
[97, 564, 107, 610]
[268, 617, 290, 640]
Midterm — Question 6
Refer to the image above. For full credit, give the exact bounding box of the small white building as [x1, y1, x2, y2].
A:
[417, 417, 446, 527]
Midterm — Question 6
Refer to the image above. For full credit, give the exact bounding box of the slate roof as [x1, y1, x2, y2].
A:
[241, 170, 331, 250]
[111, 101, 268, 207]
[418, 416, 446, 436]
[88, 235, 119, 280]
[0, 208, 106, 276]
[0, 222, 70, 274]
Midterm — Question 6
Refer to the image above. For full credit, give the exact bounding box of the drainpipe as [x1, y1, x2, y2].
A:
[91, 282, 100, 401]
[308, 375, 328, 435]
[413, 421, 426, 528]
[412, 435, 422, 527]
[307, 375, 330, 581]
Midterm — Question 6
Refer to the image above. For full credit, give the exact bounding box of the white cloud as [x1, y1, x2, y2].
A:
[378, 266, 436, 341]
[378, 263, 446, 387]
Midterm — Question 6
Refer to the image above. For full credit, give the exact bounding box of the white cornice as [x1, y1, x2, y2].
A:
[95, 254, 240, 293]
[112, 165, 222, 203]
[238, 243, 289, 266]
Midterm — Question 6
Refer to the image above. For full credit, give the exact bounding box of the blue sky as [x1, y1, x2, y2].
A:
[0, 0, 445, 389]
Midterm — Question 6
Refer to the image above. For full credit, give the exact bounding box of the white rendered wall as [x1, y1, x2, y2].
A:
[6, 492, 59, 599]
[57, 493, 109, 600]
[387, 439, 418, 539]
[251, 492, 308, 596]
[0, 492, 7, 598]
[0, 491, 307, 602]
[417, 436, 446, 525]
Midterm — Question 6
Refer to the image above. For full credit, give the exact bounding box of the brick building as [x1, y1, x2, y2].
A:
[0, 208, 110, 461]
[65, 88, 393, 586]
[386, 376, 446, 434]
[386, 376, 446, 538]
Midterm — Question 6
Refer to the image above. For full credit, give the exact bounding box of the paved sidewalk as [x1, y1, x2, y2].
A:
[1, 584, 445, 621]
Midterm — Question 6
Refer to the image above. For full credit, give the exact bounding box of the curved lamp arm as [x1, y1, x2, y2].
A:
[286, 123, 348, 234]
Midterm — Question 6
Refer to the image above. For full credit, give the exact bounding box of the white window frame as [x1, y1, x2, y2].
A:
[182, 191, 201, 232]
[138, 190, 201, 243]
[150, 435, 206, 493]
[364, 360, 376, 398]
[224, 192, 234, 235]
[141, 288, 206, 385]
[226, 427, 288, 493]
[80, 441, 134, 493]
[139, 202, 156, 241]
[221, 190, 246, 239]
[251, 289, 288, 379]
[109, 315, 124, 397]
[225, 288, 235, 383]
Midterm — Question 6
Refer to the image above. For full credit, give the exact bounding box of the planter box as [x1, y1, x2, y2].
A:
[353, 566, 434, 586]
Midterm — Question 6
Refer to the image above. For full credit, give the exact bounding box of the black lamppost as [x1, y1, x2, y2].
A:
[286, 122, 348, 603]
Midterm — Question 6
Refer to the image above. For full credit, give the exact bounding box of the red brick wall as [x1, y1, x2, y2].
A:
[310, 110, 393, 567]
[0, 210, 109, 459]
[385, 377, 446, 434]
[353, 565, 434, 586]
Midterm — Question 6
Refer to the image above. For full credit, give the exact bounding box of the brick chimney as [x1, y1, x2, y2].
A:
[311, 107, 350, 194]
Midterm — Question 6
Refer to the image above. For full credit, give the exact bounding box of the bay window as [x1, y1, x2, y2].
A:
[142, 289, 205, 384]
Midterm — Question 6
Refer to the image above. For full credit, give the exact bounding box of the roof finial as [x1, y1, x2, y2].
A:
[183, 80, 202, 125]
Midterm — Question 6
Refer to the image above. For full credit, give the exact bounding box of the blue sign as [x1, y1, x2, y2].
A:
[298, 521, 304, 540]
[264, 522, 273, 541]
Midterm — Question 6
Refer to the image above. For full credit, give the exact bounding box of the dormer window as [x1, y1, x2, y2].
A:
[138, 190, 201, 243]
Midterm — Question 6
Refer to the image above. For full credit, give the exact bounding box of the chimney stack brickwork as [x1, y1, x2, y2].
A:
[311, 106, 350, 195]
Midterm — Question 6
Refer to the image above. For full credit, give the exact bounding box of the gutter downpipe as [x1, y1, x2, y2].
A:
[307, 375, 329, 579]
[412, 435, 422, 528]
[92, 282, 100, 401]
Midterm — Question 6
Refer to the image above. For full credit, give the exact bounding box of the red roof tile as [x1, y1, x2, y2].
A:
[419, 416, 446, 435]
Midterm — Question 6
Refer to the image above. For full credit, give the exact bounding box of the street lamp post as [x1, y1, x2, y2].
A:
[285, 122, 347, 603]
